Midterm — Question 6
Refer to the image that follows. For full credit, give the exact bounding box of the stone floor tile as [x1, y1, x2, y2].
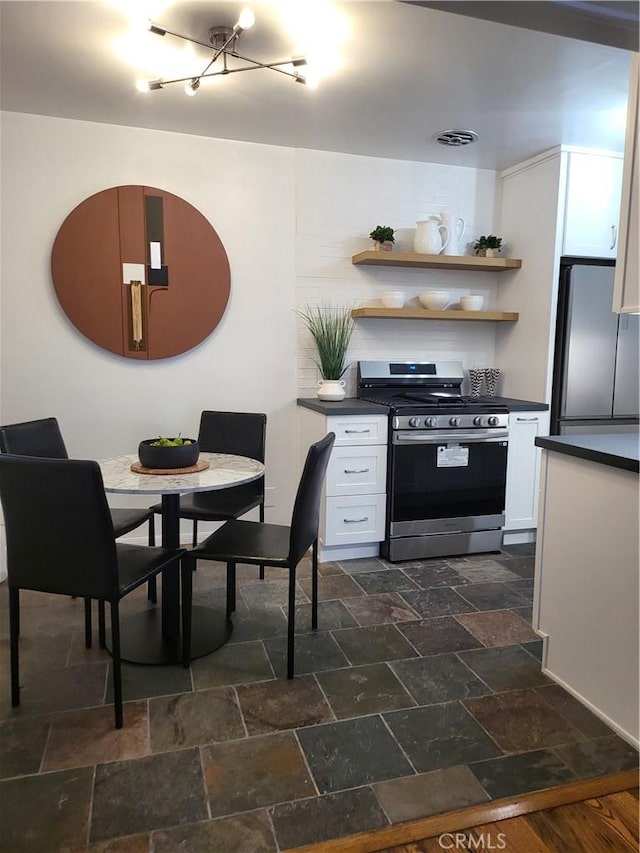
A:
[292, 600, 358, 634]
[236, 674, 334, 736]
[0, 631, 73, 672]
[43, 702, 148, 771]
[401, 563, 469, 590]
[105, 662, 192, 703]
[373, 764, 489, 823]
[470, 749, 575, 798]
[226, 608, 288, 644]
[554, 735, 639, 778]
[298, 573, 366, 601]
[455, 582, 529, 611]
[264, 631, 349, 677]
[464, 689, 584, 752]
[383, 702, 502, 772]
[452, 560, 522, 584]
[240, 579, 308, 609]
[149, 687, 244, 751]
[343, 593, 419, 626]
[0, 716, 50, 779]
[399, 588, 476, 619]
[397, 617, 481, 656]
[297, 715, 413, 793]
[521, 639, 544, 661]
[350, 570, 419, 596]
[202, 731, 314, 816]
[317, 663, 415, 719]
[390, 654, 488, 705]
[500, 543, 536, 557]
[0, 766, 93, 853]
[495, 555, 536, 578]
[153, 811, 277, 853]
[90, 748, 208, 842]
[458, 644, 551, 691]
[191, 639, 274, 688]
[86, 835, 150, 853]
[0, 662, 108, 720]
[535, 684, 615, 739]
[332, 624, 419, 665]
[456, 610, 539, 647]
[337, 557, 388, 574]
[510, 604, 534, 623]
[270, 787, 388, 850]
[505, 578, 535, 602]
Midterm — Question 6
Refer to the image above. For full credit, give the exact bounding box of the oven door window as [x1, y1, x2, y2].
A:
[391, 440, 508, 522]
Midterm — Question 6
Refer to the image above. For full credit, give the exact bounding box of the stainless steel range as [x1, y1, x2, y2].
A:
[358, 361, 509, 562]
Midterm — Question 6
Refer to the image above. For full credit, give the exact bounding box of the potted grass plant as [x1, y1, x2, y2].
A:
[369, 225, 395, 252]
[297, 302, 354, 400]
[473, 234, 503, 257]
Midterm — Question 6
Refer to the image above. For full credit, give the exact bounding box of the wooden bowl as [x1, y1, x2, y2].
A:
[138, 439, 199, 470]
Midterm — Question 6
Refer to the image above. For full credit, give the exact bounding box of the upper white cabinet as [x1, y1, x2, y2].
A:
[562, 151, 623, 259]
[613, 53, 640, 315]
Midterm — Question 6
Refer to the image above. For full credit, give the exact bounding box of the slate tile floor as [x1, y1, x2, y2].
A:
[1, 544, 638, 852]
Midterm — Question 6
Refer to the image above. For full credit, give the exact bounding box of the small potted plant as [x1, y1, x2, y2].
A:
[473, 235, 503, 257]
[369, 225, 395, 252]
[297, 302, 354, 401]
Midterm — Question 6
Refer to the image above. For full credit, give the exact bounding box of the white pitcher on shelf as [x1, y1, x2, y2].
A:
[414, 216, 449, 255]
[440, 212, 467, 256]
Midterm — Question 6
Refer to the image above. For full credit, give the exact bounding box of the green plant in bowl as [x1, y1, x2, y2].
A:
[138, 436, 200, 469]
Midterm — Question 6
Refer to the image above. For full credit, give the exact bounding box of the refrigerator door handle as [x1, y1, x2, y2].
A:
[610, 225, 617, 251]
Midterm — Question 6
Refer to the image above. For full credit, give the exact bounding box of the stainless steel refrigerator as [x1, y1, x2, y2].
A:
[551, 257, 639, 435]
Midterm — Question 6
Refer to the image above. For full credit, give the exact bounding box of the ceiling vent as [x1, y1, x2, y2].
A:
[433, 129, 479, 147]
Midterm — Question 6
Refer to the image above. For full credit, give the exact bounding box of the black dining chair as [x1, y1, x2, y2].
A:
[0, 417, 159, 642]
[0, 454, 187, 728]
[149, 410, 267, 579]
[181, 432, 335, 678]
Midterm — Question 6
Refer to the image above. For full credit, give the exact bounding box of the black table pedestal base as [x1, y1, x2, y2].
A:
[108, 605, 232, 665]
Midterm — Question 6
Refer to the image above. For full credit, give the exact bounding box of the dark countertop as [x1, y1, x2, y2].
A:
[535, 433, 640, 473]
[297, 396, 549, 415]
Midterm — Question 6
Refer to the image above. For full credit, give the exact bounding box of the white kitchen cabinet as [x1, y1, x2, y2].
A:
[563, 152, 623, 259]
[298, 407, 387, 561]
[504, 410, 550, 535]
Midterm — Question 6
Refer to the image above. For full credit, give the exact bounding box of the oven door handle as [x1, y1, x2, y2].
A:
[393, 430, 509, 444]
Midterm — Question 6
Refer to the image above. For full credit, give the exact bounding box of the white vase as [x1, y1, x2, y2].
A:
[317, 379, 346, 401]
[440, 213, 466, 256]
[414, 217, 449, 254]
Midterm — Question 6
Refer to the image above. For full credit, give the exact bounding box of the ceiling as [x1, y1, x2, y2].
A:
[0, 1, 636, 171]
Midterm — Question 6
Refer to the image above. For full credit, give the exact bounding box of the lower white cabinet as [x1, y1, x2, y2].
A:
[504, 410, 550, 532]
[298, 408, 388, 561]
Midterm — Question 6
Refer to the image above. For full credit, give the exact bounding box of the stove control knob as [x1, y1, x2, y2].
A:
[449, 416, 460, 427]
[473, 416, 484, 426]
[488, 415, 499, 426]
[409, 417, 421, 428]
[425, 417, 437, 428]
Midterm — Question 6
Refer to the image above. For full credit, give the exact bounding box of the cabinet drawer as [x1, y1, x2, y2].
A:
[326, 445, 387, 496]
[326, 415, 388, 447]
[324, 494, 386, 546]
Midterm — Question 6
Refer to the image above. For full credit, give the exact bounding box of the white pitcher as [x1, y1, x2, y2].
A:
[440, 213, 466, 256]
[414, 217, 449, 255]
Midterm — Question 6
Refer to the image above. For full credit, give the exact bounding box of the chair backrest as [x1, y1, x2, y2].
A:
[0, 455, 118, 600]
[198, 411, 267, 462]
[288, 432, 336, 566]
[0, 417, 68, 458]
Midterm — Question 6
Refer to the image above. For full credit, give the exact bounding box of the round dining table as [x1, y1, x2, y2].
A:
[99, 452, 265, 665]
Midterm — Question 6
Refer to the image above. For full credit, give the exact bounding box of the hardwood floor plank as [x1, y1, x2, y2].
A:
[468, 818, 553, 853]
[584, 792, 640, 845]
[527, 799, 638, 852]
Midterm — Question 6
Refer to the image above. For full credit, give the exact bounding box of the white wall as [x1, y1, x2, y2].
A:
[295, 149, 503, 397]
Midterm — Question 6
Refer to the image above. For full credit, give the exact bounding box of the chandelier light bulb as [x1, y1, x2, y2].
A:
[185, 79, 200, 96]
[136, 79, 151, 92]
[237, 8, 256, 30]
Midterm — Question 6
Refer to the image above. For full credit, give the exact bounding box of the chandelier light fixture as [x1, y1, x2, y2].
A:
[136, 7, 310, 95]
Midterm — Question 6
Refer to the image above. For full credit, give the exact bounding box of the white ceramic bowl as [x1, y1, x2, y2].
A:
[381, 291, 405, 308]
[419, 291, 449, 310]
[460, 295, 484, 311]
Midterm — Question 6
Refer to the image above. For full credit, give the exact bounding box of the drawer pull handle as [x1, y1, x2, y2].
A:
[516, 417, 539, 422]
[343, 516, 369, 524]
[345, 428, 371, 434]
[344, 468, 370, 474]
[610, 225, 617, 250]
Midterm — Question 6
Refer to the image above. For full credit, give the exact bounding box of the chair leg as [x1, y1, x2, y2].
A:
[192, 520, 198, 549]
[98, 601, 106, 649]
[226, 561, 236, 616]
[9, 587, 20, 707]
[311, 538, 319, 631]
[181, 560, 193, 668]
[110, 601, 123, 729]
[147, 517, 157, 602]
[84, 598, 92, 649]
[287, 566, 297, 679]
[259, 503, 265, 580]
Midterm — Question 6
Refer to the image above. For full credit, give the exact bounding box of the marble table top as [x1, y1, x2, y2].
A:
[99, 452, 264, 495]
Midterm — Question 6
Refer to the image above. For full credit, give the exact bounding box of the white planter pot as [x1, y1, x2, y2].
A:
[317, 379, 346, 401]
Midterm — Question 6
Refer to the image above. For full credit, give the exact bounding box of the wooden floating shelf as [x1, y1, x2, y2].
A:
[351, 308, 519, 322]
[352, 250, 522, 272]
